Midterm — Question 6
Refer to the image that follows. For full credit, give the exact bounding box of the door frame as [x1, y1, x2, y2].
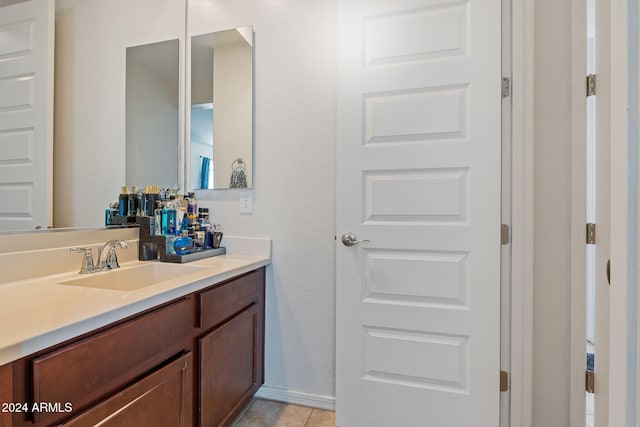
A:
[508, 0, 535, 425]
[569, 0, 589, 424]
[609, 0, 636, 424]
[511, 0, 635, 425]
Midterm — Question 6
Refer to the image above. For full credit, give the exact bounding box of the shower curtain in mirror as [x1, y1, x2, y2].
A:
[200, 156, 211, 189]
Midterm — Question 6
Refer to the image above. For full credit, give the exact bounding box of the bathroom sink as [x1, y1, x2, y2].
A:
[58, 263, 208, 291]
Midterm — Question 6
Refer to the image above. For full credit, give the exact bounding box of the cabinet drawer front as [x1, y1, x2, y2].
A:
[61, 353, 193, 427]
[32, 297, 193, 422]
[199, 269, 264, 330]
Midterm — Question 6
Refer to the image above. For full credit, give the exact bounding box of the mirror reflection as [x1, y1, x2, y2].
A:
[0, 0, 255, 233]
[126, 39, 179, 189]
[190, 26, 253, 190]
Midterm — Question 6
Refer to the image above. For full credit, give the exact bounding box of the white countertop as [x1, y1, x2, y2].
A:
[0, 254, 270, 367]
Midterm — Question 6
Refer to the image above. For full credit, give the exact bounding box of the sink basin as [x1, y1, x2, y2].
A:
[59, 263, 208, 291]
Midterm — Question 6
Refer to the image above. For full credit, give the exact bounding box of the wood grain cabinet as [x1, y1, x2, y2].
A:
[3, 267, 265, 427]
[61, 353, 193, 427]
[198, 268, 265, 426]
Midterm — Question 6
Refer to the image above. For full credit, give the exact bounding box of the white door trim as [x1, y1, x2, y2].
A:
[569, 0, 589, 424]
[509, 0, 534, 425]
[609, 0, 634, 424]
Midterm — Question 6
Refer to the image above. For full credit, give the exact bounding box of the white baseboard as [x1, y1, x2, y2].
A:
[254, 386, 336, 411]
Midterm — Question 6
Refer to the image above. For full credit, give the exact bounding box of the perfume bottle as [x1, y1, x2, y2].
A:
[212, 224, 223, 249]
[174, 230, 193, 255]
[166, 229, 179, 255]
[194, 231, 205, 251]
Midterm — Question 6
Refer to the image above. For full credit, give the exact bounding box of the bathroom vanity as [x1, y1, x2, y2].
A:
[0, 232, 270, 427]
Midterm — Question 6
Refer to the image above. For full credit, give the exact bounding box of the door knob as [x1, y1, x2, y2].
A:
[341, 232, 370, 247]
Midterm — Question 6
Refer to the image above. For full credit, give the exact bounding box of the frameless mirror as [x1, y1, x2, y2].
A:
[48, 0, 186, 231]
[126, 39, 180, 188]
[190, 26, 254, 190]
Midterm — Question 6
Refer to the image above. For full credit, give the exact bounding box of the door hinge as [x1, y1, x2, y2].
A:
[586, 370, 595, 393]
[586, 74, 597, 96]
[501, 224, 510, 245]
[500, 370, 509, 392]
[586, 223, 596, 245]
[502, 77, 511, 98]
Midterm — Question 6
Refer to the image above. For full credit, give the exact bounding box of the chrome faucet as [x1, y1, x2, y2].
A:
[97, 240, 129, 270]
[70, 240, 129, 274]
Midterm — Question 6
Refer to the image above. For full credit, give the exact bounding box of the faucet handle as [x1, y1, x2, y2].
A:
[70, 247, 95, 274]
[105, 247, 121, 269]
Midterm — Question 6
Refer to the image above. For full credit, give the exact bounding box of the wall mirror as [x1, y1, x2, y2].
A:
[0, 0, 255, 233]
[189, 26, 254, 190]
[126, 39, 180, 189]
[50, 0, 186, 231]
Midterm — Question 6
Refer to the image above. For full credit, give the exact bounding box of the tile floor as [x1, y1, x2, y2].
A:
[232, 398, 336, 427]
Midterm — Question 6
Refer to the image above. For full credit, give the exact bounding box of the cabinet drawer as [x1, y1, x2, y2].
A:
[32, 297, 193, 422]
[61, 353, 193, 427]
[199, 269, 264, 330]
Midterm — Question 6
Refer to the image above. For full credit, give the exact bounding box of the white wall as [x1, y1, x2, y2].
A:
[189, 0, 337, 402]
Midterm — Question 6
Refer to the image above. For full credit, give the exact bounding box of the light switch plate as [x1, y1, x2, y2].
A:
[240, 197, 253, 214]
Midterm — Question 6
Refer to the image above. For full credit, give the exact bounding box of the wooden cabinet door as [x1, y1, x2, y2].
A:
[200, 304, 263, 427]
[61, 353, 193, 427]
[0, 363, 12, 427]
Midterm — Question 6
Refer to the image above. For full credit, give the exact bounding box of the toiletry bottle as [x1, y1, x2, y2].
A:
[194, 231, 205, 251]
[166, 229, 179, 255]
[177, 194, 187, 224]
[154, 202, 165, 235]
[198, 207, 210, 230]
[150, 185, 159, 216]
[187, 192, 198, 229]
[165, 197, 177, 235]
[119, 186, 133, 217]
[129, 185, 138, 217]
[197, 208, 212, 248]
[141, 186, 150, 216]
[174, 230, 193, 255]
[105, 204, 114, 225]
[203, 223, 213, 249]
[212, 224, 223, 249]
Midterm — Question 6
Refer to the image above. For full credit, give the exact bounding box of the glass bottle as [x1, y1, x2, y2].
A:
[174, 230, 193, 255]
[212, 224, 223, 249]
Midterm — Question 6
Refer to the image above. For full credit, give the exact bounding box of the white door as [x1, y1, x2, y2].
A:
[335, 0, 502, 425]
[0, 0, 54, 231]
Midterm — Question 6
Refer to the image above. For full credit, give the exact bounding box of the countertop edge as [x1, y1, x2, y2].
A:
[0, 257, 270, 367]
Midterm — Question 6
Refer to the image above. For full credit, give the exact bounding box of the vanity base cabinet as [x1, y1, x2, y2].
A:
[0, 363, 12, 427]
[198, 268, 265, 427]
[200, 304, 262, 427]
[2, 266, 266, 427]
[10, 297, 194, 427]
[61, 352, 193, 427]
